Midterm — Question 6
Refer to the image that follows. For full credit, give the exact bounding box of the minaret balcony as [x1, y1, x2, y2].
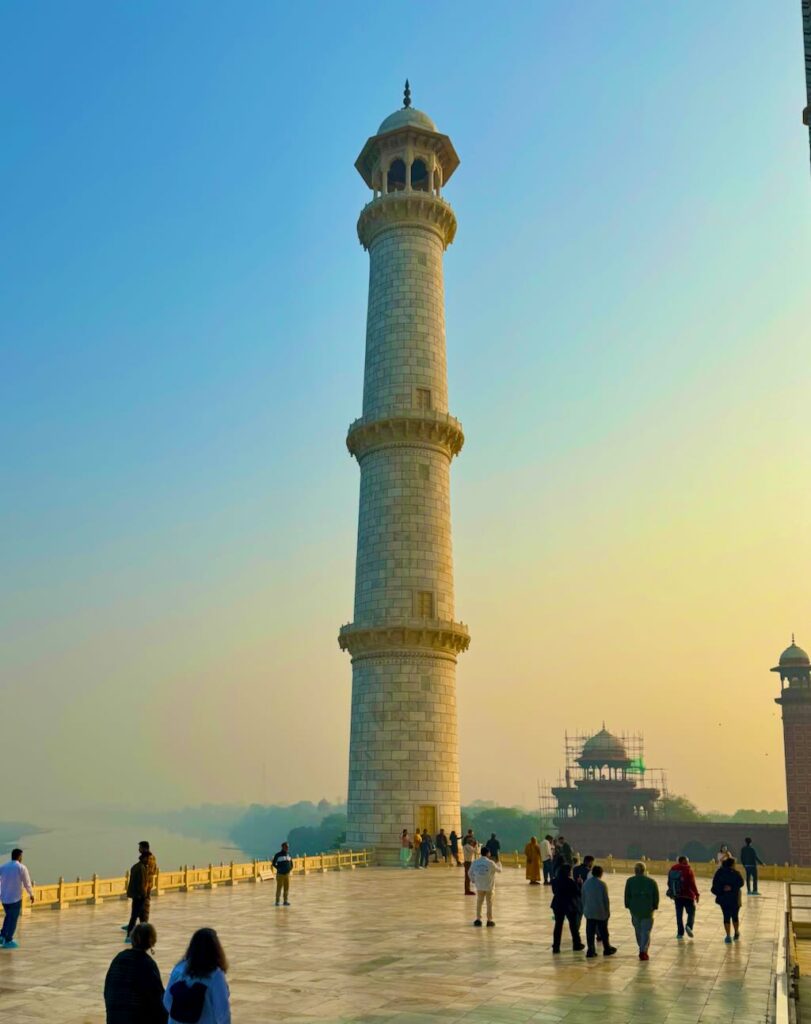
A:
[338, 618, 471, 660]
[346, 408, 464, 462]
[357, 192, 457, 249]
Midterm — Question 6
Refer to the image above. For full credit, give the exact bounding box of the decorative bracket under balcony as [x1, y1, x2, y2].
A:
[338, 618, 471, 661]
[357, 192, 457, 250]
[346, 409, 464, 462]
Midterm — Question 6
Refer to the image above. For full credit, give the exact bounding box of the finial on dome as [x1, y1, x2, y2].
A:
[793, 632, 796, 645]
[403, 79, 411, 109]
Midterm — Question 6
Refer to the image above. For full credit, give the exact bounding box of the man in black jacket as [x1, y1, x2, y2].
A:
[125, 850, 151, 942]
[740, 838, 764, 895]
[104, 923, 167, 1024]
[550, 864, 585, 953]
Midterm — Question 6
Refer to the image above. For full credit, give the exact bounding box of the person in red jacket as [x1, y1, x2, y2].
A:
[666, 855, 700, 939]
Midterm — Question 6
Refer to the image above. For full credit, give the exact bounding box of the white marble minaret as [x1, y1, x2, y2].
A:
[339, 84, 469, 859]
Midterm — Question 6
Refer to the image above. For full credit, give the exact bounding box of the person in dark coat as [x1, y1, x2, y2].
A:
[104, 923, 167, 1024]
[711, 857, 744, 943]
[740, 838, 764, 896]
[449, 830, 461, 866]
[125, 851, 151, 942]
[484, 833, 501, 862]
[550, 864, 585, 953]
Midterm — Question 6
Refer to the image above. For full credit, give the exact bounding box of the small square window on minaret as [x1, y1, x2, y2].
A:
[415, 387, 432, 410]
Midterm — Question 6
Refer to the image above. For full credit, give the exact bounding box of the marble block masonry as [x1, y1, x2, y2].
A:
[339, 84, 469, 861]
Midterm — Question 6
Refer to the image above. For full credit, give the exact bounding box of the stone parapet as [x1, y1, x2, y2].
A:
[358, 193, 457, 250]
[338, 618, 470, 661]
[347, 409, 464, 462]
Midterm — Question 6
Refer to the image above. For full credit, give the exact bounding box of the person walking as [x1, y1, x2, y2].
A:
[125, 847, 152, 943]
[582, 866, 617, 958]
[463, 830, 478, 895]
[469, 845, 502, 927]
[550, 864, 585, 953]
[667, 855, 700, 939]
[272, 842, 294, 906]
[104, 923, 167, 1024]
[711, 856, 744, 943]
[484, 833, 501, 862]
[449, 830, 461, 866]
[413, 829, 422, 869]
[624, 862, 660, 961]
[740, 838, 764, 895]
[525, 837, 542, 885]
[540, 835, 554, 885]
[436, 829, 449, 864]
[573, 854, 594, 935]
[400, 830, 412, 869]
[164, 928, 230, 1024]
[0, 848, 34, 950]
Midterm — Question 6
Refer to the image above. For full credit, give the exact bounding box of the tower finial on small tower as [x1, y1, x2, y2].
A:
[403, 79, 411, 109]
[793, 632, 796, 645]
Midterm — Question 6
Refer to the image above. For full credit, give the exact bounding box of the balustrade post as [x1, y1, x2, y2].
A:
[607, 855, 614, 874]
[349, 849, 355, 870]
[302, 854, 308, 875]
[92, 872, 102, 905]
[182, 865, 189, 893]
[320, 852, 326, 873]
[58, 875, 67, 910]
[252, 859, 259, 883]
[229, 861, 235, 887]
[207, 863, 216, 890]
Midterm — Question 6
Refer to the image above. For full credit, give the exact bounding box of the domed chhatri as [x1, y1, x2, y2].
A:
[578, 727, 631, 768]
[779, 640, 810, 667]
[378, 107, 437, 135]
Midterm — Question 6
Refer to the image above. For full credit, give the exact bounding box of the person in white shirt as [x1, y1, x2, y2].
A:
[164, 927, 231, 1024]
[0, 849, 35, 949]
[469, 845, 502, 927]
[541, 835, 554, 886]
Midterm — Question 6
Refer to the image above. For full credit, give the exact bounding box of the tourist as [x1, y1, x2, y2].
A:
[559, 836, 574, 867]
[400, 830, 412, 869]
[0, 848, 34, 950]
[715, 844, 730, 867]
[740, 838, 764, 895]
[711, 856, 744, 943]
[125, 847, 153, 943]
[463, 830, 478, 895]
[413, 828, 422, 869]
[121, 843, 157, 935]
[420, 831, 432, 869]
[436, 829, 449, 863]
[449, 830, 461, 866]
[104, 922, 167, 1023]
[550, 864, 585, 953]
[484, 833, 501, 862]
[540, 835, 554, 885]
[582, 865, 617, 958]
[272, 841, 294, 905]
[624, 862, 660, 961]
[573, 854, 594, 934]
[469, 845, 502, 927]
[666, 855, 700, 939]
[525, 837, 542, 885]
[164, 928, 230, 1024]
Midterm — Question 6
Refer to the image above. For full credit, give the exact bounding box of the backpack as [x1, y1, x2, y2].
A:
[666, 867, 683, 900]
[168, 979, 208, 1023]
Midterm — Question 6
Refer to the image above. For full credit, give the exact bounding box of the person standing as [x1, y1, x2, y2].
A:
[540, 835, 554, 885]
[104, 922, 167, 1024]
[559, 836, 574, 867]
[711, 856, 744, 943]
[740, 838, 764, 896]
[164, 928, 230, 1024]
[667, 855, 700, 939]
[413, 829, 422, 869]
[573, 854, 594, 935]
[0, 849, 34, 950]
[484, 833, 501, 862]
[463, 830, 478, 895]
[525, 837, 542, 885]
[420, 831, 432, 869]
[436, 829, 449, 864]
[125, 848, 152, 943]
[624, 862, 660, 961]
[272, 842, 293, 906]
[400, 830, 412, 869]
[449, 830, 461, 866]
[469, 845, 502, 927]
[550, 864, 585, 953]
[582, 866, 616, 958]
[716, 844, 730, 867]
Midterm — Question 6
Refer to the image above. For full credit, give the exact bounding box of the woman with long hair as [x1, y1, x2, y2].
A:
[164, 928, 230, 1024]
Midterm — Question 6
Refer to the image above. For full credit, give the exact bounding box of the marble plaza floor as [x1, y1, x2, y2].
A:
[0, 865, 783, 1024]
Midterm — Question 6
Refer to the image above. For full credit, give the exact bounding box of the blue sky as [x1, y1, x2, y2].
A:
[2, 2, 809, 816]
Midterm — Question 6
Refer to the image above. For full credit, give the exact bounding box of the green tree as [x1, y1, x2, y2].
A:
[658, 794, 707, 821]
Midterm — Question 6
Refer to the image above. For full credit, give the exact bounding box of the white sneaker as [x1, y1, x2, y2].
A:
[686, 925, 693, 937]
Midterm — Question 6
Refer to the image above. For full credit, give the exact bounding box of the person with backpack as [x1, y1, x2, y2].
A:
[740, 838, 764, 895]
[164, 928, 230, 1024]
[624, 862, 660, 961]
[666, 856, 700, 939]
[272, 842, 294, 906]
[104, 922, 167, 1023]
[711, 856, 744, 943]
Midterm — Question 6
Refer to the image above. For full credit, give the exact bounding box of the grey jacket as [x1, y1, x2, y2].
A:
[582, 875, 610, 921]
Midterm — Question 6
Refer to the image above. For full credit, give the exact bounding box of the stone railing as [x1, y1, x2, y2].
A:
[497, 850, 811, 881]
[26, 849, 371, 912]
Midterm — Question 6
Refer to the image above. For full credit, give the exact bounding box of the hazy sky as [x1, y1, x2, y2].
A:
[3, 2, 809, 820]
